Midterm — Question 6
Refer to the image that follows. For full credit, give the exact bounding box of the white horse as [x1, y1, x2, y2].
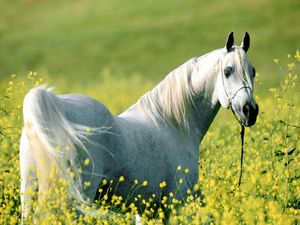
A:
[20, 32, 258, 221]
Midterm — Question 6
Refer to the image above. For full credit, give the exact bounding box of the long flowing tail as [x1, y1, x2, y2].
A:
[23, 86, 95, 207]
[22, 87, 146, 223]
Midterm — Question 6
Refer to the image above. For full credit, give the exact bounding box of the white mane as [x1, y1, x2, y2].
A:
[137, 57, 198, 132]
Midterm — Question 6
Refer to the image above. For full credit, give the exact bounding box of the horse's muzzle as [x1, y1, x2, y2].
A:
[242, 102, 259, 127]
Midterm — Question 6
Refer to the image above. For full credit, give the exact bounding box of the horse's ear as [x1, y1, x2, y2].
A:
[225, 32, 234, 52]
[241, 32, 250, 53]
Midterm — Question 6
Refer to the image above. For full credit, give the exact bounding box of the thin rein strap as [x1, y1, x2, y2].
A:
[238, 124, 245, 187]
[230, 105, 246, 187]
[229, 94, 246, 188]
[221, 60, 247, 188]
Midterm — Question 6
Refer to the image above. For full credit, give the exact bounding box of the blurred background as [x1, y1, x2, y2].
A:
[0, 0, 299, 113]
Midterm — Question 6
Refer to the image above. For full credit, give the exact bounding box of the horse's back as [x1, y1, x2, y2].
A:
[58, 94, 114, 128]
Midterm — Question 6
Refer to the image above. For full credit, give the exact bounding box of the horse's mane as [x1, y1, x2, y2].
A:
[137, 57, 197, 132]
[137, 50, 227, 132]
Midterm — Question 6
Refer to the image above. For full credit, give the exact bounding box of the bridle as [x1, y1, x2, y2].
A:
[220, 60, 253, 126]
[220, 59, 253, 187]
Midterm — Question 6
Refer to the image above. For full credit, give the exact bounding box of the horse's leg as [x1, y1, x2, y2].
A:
[20, 129, 37, 223]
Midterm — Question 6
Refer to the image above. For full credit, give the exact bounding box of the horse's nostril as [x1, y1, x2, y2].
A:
[243, 104, 250, 116]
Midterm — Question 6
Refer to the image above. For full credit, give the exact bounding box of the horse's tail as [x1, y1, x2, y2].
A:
[23, 86, 93, 207]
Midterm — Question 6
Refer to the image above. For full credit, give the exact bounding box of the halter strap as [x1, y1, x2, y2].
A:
[220, 61, 253, 125]
[220, 61, 249, 188]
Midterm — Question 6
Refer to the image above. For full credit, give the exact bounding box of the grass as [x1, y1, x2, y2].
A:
[0, 0, 299, 89]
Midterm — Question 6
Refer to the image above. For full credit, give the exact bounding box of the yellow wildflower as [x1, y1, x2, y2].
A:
[119, 176, 125, 182]
[102, 179, 107, 185]
[84, 158, 90, 166]
[159, 181, 167, 188]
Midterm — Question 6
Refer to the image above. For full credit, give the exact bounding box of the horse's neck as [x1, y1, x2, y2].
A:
[122, 50, 223, 145]
[191, 88, 221, 145]
[189, 52, 222, 144]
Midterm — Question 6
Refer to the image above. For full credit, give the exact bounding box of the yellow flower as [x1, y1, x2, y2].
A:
[193, 184, 199, 193]
[134, 179, 139, 185]
[295, 50, 300, 61]
[161, 196, 168, 204]
[103, 194, 108, 200]
[177, 165, 182, 171]
[172, 198, 179, 204]
[179, 178, 183, 184]
[119, 176, 125, 182]
[84, 158, 90, 166]
[184, 168, 189, 174]
[159, 212, 165, 219]
[159, 181, 167, 188]
[102, 179, 107, 185]
[142, 180, 148, 186]
[84, 181, 91, 187]
[288, 63, 295, 69]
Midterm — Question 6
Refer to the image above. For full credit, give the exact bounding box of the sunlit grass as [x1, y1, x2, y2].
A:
[0, 52, 299, 224]
[1, 0, 299, 87]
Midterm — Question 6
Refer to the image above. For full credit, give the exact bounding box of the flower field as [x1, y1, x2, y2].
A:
[0, 53, 299, 224]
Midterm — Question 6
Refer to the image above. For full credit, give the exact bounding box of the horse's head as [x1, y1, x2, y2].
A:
[217, 32, 258, 127]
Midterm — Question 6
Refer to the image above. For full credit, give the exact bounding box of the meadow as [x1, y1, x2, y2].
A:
[0, 0, 300, 224]
[0, 52, 299, 224]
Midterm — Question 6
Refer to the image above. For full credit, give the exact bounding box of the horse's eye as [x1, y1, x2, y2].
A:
[224, 66, 233, 78]
[252, 67, 256, 77]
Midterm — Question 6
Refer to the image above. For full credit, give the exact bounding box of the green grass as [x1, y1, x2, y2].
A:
[0, 0, 299, 89]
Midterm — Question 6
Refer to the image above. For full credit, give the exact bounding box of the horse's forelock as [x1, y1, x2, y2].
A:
[234, 47, 253, 89]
